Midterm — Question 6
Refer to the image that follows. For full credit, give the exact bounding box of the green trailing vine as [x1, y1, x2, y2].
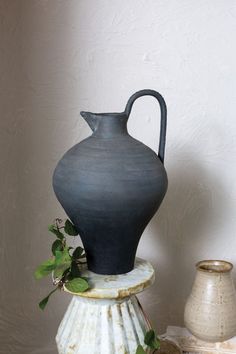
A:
[136, 329, 161, 353]
[34, 218, 89, 310]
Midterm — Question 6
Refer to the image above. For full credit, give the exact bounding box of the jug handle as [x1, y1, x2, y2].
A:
[125, 89, 167, 163]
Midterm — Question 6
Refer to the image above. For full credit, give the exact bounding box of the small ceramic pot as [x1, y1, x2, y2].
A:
[184, 260, 236, 342]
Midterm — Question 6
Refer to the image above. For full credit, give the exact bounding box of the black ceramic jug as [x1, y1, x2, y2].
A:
[53, 89, 168, 275]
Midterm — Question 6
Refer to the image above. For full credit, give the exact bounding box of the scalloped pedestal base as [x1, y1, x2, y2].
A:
[56, 295, 149, 354]
[56, 258, 155, 354]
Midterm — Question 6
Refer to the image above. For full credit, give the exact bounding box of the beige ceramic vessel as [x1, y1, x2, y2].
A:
[184, 260, 236, 343]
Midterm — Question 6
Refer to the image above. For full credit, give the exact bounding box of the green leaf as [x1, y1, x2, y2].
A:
[34, 258, 56, 279]
[54, 249, 72, 279]
[39, 288, 58, 310]
[54, 265, 71, 279]
[136, 345, 146, 354]
[51, 239, 64, 256]
[144, 330, 155, 345]
[64, 219, 79, 236]
[71, 261, 81, 278]
[48, 224, 64, 240]
[144, 329, 160, 350]
[61, 267, 71, 279]
[55, 249, 71, 265]
[65, 277, 89, 293]
[72, 246, 84, 259]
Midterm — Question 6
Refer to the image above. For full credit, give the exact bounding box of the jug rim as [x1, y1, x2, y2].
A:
[81, 110, 127, 117]
[196, 259, 233, 273]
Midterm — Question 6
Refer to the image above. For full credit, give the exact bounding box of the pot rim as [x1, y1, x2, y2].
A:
[196, 259, 233, 273]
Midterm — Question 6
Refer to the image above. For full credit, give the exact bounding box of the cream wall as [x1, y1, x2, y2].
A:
[1, 1, 236, 353]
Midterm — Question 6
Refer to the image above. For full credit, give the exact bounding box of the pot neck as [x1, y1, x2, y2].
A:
[196, 260, 233, 275]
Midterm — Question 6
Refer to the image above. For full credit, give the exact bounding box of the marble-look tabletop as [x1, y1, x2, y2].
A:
[163, 326, 236, 354]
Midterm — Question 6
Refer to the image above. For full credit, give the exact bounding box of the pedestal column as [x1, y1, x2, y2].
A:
[56, 258, 155, 354]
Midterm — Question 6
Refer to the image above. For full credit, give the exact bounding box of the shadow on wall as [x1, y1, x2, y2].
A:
[139, 150, 228, 333]
[0, 2, 84, 353]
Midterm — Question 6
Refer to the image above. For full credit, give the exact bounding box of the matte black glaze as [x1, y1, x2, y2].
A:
[53, 90, 168, 275]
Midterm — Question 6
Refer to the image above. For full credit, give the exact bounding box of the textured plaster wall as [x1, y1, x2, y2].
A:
[1, 1, 236, 353]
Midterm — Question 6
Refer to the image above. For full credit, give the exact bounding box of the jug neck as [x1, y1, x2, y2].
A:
[81, 111, 128, 138]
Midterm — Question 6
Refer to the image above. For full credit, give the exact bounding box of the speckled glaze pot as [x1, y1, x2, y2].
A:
[53, 89, 168, 275]
[184, 260, 236, 342]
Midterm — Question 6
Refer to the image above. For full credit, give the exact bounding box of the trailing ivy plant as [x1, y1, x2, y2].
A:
[34, 218, 89, 310]
[136, 329, 160, 353]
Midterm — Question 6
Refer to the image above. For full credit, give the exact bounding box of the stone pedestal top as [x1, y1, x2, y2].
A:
[63, 258, 155, 299]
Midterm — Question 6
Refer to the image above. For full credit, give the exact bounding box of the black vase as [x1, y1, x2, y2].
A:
[53, 89, 168, 275]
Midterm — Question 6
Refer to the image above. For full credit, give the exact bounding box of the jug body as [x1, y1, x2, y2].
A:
[184, 260, 236, 342]
[53, 90, 168, 275]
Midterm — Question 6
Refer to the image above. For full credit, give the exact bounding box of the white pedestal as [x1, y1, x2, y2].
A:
[56, 258, 155, 354]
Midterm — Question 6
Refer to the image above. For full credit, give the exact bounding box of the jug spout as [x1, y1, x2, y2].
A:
[80, 111, 98, 132]
[81, 111, 128, 137]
